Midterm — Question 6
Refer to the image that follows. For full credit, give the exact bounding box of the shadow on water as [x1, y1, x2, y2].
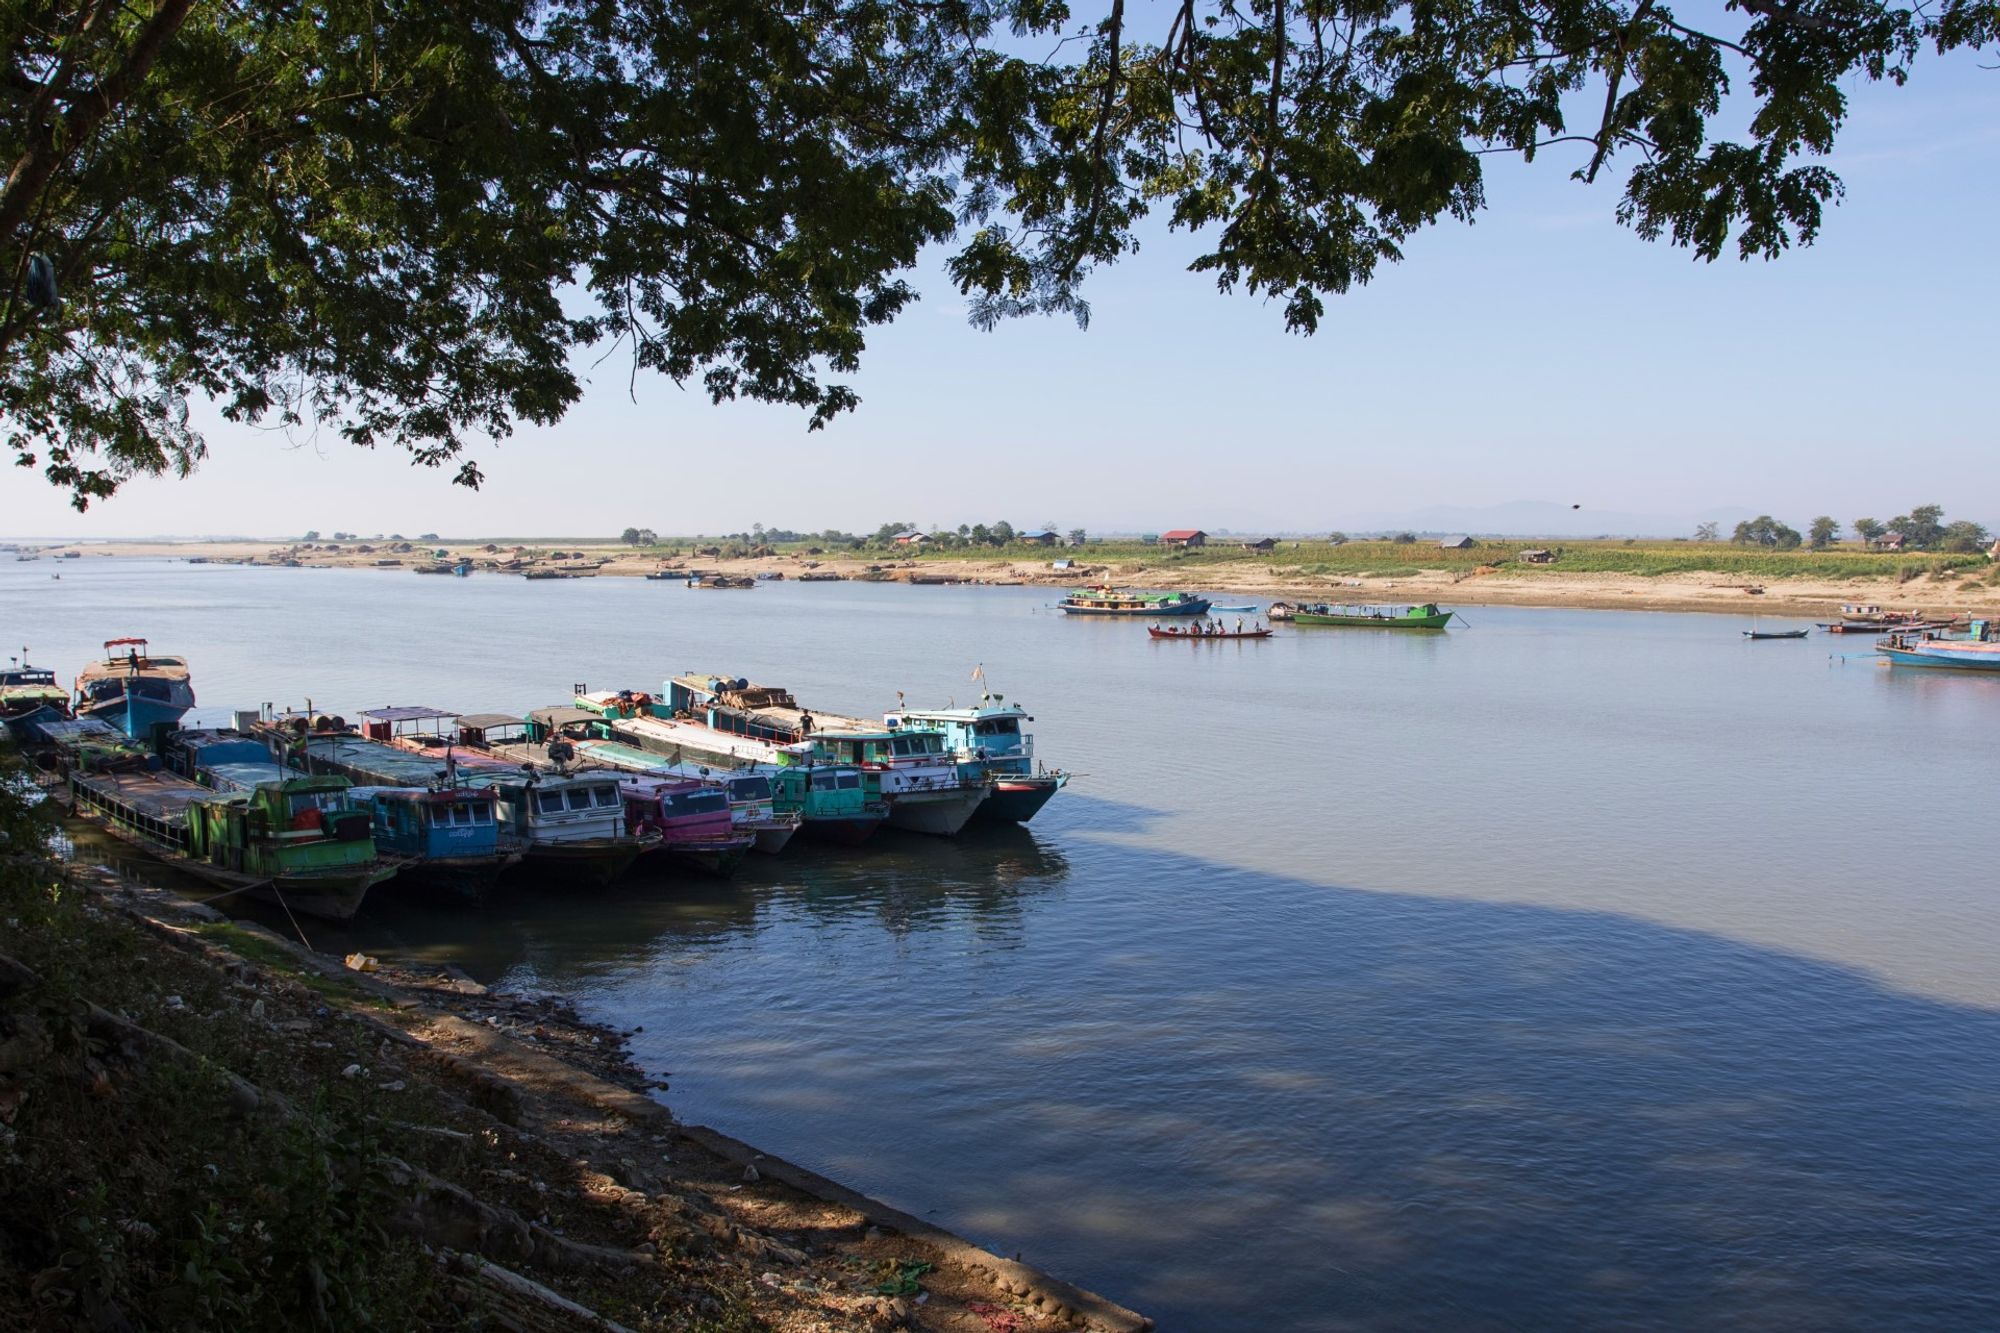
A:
[63, 796, 2000, 1330]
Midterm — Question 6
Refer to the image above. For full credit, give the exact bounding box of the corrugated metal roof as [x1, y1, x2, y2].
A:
[360, 705, 459, 723]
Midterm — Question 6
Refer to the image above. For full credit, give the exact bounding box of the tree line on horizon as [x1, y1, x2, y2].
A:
[1698, 506, 1991, 554]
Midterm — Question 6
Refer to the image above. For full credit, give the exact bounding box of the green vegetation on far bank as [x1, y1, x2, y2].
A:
[884, 538, 1990, 583]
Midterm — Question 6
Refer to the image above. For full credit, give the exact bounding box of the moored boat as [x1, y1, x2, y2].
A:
[73, 638, 195, 738]
[1878, 622, 2000, 671]
[1, 651, 70, 740]
[1817, 604, 1946, 633]
[498, 712, 802, 855]
[885, 688, 1067, 825]
[617, 776, 755, 876]
[573, 688, 888, 844]
[668, 675, 990, 836]
[1058, 586, 1210, 616]
[1742, 628, 1811, 640]
[1289, 602, 1455, 629]
[64, 764, 395, 920]
[262, 708, 647, 886]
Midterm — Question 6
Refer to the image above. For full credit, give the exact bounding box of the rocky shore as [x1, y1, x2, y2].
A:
[0, 842, 1150, 1333]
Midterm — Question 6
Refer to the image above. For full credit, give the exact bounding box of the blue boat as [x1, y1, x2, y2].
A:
[1879, 621, 2000, 672]
[220, 717, 526, 896]
[345, 786, 523, 897]
[885, 687, 1068, 824]
[72, 637, 195, 738]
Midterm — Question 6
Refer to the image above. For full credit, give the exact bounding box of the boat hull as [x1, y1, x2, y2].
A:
[1147, 628, 1272, 640]
[247, 865, 397, 921]
[1881, 644, 2000, 671]
[76, 689, 192, 739]
[746, 818, 799, 855]
[1060, 600, 1210, 616]
[974, 776, 1064, 825]
[515, 838, 646, 886]
[798, 813, 885, 845]
[389, 852, 524, 902]
[1293, 612, 1453, 628]
[883, 786, 987, 837]
[650, 836, 755, 877]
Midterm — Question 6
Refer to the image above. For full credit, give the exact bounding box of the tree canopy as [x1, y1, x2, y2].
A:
[6, 0, 1994, 507]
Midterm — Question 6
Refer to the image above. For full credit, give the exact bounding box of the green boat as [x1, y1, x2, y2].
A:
[1286, 601, 1456, 629]
[66, 767, 397, 919]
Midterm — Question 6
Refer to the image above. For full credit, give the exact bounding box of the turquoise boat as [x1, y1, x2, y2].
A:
[72, 637, 195, 738]
[1058, 587, 1211, 616]
[885, 692, 1067, 825]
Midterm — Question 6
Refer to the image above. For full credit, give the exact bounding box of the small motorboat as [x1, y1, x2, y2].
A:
[1208, 604, 1258, 613]
[1743, 629, 1810, 640]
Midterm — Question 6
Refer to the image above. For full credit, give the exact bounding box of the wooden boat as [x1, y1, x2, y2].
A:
[1058, 587, 1210, 617]
[571, 693, 886, 844]
[173, 726, 521, 899]
[72, 638, 195, 738]
[523, 568, 586, 580]
[687, 574, 755, 589]
[265, 708, 650, 886]
[63, 764, 397, 920]
[1878, 623, 2000, 672]
[1148, 626, 1273, 640]
[643, 569, 689, 580]
[1816, 604, 1944, 633]
[617, 776, 755, 876]
[1289, 602, 1455, 629]
[885, 691, 1068, 825]
[649, 676, 991, 836]
[1742, 629, 1810, 640]
[1208, 604, 1258, 613]
[1, 652, 70, 740]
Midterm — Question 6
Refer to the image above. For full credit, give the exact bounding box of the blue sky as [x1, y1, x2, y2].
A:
[4, 31, 1995, 539]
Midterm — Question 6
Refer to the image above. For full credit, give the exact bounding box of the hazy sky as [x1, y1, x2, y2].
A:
[5, 36, 1995, 539]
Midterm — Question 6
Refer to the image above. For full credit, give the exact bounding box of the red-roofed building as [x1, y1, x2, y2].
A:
[1160, 529, 1207, 548]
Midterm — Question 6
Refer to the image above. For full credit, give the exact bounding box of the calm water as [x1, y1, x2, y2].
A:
[9, 558, 2000, 1330]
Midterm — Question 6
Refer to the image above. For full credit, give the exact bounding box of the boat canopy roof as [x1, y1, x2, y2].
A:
[458, 712, 525, 730]
[529, 706, 598, 729]
[892, 701, 1026, 724]
[362, 705, 459, 723]
[348, 784, 492, 803]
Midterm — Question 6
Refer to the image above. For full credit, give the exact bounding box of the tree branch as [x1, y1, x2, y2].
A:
[0, 0, 196, 242]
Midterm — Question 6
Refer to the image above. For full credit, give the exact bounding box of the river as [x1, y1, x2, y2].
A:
[8, 557, 1999, 1330]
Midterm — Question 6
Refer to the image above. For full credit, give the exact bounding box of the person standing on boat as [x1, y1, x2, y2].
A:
[1235, 617, 1244, 634]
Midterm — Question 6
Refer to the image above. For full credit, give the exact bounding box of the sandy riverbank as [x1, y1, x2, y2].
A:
[37, 537, 2000, 618]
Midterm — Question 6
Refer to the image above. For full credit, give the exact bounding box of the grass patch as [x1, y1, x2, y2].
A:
[891, 538, 1988, 583]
